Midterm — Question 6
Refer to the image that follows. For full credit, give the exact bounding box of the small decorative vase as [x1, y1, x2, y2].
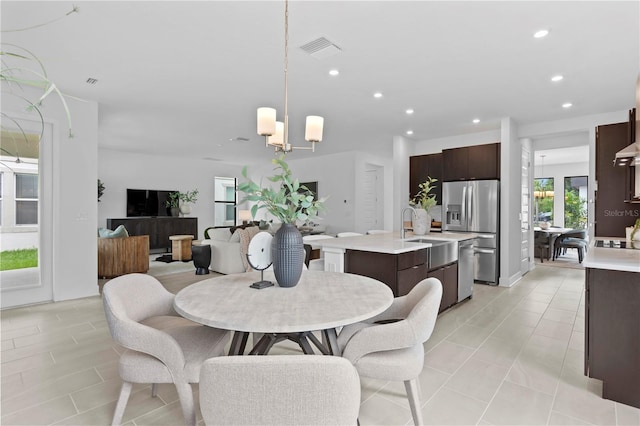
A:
[271, 222, 304, 287]
[412, 209, 431, 235]
[180, 203, 192, 216]
[170, 207, 180, 217]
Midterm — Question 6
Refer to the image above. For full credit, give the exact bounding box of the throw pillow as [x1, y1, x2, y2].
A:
[238, 227, 262, 272]
[209, 228, 233, 241]
[98, 224, 129, 238]
[229, 229, 241, 243]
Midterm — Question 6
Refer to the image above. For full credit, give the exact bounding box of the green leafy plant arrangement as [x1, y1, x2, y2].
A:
[410, 176, 438, 211]
[179, 189, 199, 204]
[631, 218, 640, 240]
[165, 192, 180, 208]
[165, 189, 198, 208]
[98, 179, 105, 202]
[238, 155, 326, 224]
[1, 6, 79, 140]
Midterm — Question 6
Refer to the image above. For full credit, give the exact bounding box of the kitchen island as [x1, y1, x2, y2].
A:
[583, 237, 640, 409]
[313, 232, 476, 312]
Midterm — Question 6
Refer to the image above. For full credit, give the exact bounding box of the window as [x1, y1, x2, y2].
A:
[15, 173, 38, 225]
[214, 177, 237, 227]
[534, 178, 554, 224]
[564, 176, 588, 229]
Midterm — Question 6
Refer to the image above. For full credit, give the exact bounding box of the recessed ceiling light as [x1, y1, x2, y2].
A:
[329, 69, 339, 76]
[472, 118, 480, 124]
[405, 109, 414, 115]
[562, 102, 573, 108]
[551, 75, 564, 82]
[406, 130, 413, 135]
[533, 29, 549, 38]
[373, 92, 383, 99]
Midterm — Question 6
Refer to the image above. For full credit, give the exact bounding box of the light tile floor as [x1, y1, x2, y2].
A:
[1, 265, 639, 425]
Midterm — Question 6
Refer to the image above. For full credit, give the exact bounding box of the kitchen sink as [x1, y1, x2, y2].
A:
[405, 238, 458, 268]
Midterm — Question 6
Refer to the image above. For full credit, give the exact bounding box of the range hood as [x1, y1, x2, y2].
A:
[614, 141, 640, 166]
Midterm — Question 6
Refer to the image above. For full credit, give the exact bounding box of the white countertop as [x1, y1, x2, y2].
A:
[313, 231, 477, 254]
[583, 237, 640, 273]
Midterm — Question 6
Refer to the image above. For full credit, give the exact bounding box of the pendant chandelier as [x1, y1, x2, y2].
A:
[256, 0, 324, 153]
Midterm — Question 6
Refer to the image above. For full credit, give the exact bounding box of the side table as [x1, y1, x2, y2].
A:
[169, 235, 194, 261]
[192, 243, 211, 275]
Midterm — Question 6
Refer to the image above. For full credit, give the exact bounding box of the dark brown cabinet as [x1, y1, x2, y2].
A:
[428, 262, 458, 313]
[345, 248, 459, 313]
[595, 122, 636, 237]
[345, 249, 429, 297]
[585, 268, 640, 408]
[410, 153, 443, 204]
[107, 217, 198, 252]
[442, 143, 500, 181]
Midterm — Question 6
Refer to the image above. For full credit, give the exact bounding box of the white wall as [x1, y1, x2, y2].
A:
[500, 117, 522, 287]
[98, 149, 243, 239]
[3, 86, 99, 304]
[240, 151, 393, 235]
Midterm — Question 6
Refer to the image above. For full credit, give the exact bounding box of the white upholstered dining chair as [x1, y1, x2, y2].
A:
[102, 273, 230, 426]
[199, 355, 361, 425]
[337, 277, 442, 426]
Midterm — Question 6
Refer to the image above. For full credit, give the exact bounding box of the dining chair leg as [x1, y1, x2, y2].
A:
[404, 379, 423, 426]
[112, 381, 132, 426]
[151, 383, 158, 397]
[175, 382, 196, 426]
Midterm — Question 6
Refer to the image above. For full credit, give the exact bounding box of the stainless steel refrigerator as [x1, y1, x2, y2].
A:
[442, 180, 499, 285]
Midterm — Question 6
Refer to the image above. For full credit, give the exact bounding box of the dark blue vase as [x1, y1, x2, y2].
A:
[272, 222, 304, 287]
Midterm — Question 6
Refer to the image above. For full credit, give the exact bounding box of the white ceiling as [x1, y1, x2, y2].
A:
[2, 1, 638, 165]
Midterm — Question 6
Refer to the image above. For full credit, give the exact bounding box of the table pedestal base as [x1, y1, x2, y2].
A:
[229, 329, 340, 356]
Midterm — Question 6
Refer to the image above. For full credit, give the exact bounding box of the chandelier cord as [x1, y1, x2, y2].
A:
[283, 0, 289, 147]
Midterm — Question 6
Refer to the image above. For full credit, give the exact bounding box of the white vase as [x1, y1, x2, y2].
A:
[180, 203, 192, 216]
[412, 209, 431, 236]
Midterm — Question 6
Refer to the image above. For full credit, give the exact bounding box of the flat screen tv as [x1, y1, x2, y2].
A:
[127, 189, 176, 217]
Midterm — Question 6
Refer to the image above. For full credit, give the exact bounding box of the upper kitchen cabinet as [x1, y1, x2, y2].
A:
[443, 143, 500, 181]
[595, 121, 636, 237]
[410, 153, 443, 204]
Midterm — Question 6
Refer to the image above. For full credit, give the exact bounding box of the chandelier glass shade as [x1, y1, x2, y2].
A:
[256, 0, 324, 153]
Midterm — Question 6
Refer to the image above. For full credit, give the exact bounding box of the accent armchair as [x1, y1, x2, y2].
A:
[102, 273, 230, 426]
[337, 277, 443, 426]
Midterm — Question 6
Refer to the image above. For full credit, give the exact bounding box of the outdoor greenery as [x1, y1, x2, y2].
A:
[534, 178, 554, 222]
[238, 155, 325, 224]
[0, 248, 38, 271]
[564, 188, 587, 229]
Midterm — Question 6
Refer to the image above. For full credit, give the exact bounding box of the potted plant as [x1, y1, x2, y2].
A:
[165, 192, 181, 217]
[98, 179, 105, 202]
[630, 218, 640, 241]
[238, 155, 325, 287]
[178, 189, 199, 216]
[409, 176, 438, 235]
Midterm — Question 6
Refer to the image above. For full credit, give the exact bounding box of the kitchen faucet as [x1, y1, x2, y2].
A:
[401, 207, 417, 239]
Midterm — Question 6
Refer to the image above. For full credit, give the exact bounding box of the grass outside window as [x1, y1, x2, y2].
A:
[0, 249, 38, 271]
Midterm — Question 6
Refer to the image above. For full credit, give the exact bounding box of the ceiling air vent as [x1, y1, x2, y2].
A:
[300, 37, 341, 60]
[86, 77, 98, 85]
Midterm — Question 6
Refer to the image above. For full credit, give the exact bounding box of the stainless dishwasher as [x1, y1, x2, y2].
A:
[458, 239, 474, 301]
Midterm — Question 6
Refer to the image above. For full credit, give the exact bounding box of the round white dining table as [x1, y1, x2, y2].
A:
[174, 270, 394, 356]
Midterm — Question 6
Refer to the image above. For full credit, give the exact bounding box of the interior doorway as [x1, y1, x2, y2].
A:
[1, 118, 54, 309]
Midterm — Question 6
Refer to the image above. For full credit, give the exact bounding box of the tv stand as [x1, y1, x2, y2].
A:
[107, 217, 198, 252]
